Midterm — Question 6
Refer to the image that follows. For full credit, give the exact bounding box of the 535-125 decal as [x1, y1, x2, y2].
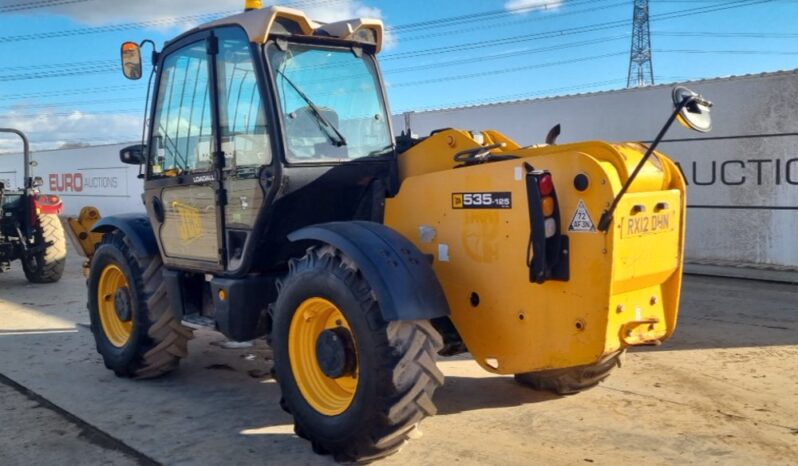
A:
[452, 192, 512, 209]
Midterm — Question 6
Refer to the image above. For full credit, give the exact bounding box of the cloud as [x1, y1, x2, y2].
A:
[0, 110, 141, 153]
[42, 0, 386, 27]
[504, 0, 565, 14]
[42, 0, 396, 48]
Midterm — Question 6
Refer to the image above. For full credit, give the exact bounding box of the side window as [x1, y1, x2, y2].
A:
[150, 42, 213, 176]
[216, 28, 271, 170]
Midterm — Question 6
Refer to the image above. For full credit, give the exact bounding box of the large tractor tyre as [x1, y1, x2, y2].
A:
[514, 350, 625, 395]
[87, 230, 193, 379]
[271, 246, 444, 463]
[23, 213, 67, 283]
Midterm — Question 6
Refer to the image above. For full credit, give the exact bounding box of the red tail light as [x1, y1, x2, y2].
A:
[33, 194, 64, 215]
[538, 174, 554, 196]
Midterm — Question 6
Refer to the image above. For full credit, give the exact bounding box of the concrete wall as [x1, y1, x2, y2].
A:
[394, 71, 798, 272]
[0, 143, 144, 217]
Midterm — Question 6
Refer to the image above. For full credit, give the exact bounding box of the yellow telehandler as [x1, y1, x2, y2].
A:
[68, 1, 711, 461]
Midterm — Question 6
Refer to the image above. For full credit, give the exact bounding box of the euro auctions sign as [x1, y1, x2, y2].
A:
[0, 143, 144, 216]
[47, 169, 125, 195]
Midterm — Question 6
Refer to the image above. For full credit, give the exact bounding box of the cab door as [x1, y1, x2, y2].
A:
[215, 28, 274, 273]
[145, 33, 225, 271]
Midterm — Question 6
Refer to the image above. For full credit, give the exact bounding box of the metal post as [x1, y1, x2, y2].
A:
[0, 128, 31, 184]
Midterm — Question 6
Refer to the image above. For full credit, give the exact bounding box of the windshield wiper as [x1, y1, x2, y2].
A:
[276, 69, 347, 147]
[366, 144, 394, 157]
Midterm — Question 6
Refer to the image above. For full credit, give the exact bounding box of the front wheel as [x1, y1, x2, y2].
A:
[272, 246, 444, 463]
[87, 230, 193, 378]
[23, 213, 66, 283]
[514, 350, 625, 395]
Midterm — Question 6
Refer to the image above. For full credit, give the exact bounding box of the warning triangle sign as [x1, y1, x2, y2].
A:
[568, 200, 596, 232]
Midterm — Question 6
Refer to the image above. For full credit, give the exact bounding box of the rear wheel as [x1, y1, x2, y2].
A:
[514, 350, 625, 395]
[23, 213, 66, 283]
[272, 246, 444, 463]
[87, 230, 193, 378]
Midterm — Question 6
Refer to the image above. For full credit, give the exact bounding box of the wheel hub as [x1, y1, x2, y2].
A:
[114, 287, 132, 322]
[315, 327, 356, 379]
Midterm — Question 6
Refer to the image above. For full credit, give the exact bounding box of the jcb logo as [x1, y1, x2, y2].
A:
[171, 201, 203, 243]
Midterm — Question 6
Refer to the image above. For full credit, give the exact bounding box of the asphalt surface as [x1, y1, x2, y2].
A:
[1, 253, 796, 465]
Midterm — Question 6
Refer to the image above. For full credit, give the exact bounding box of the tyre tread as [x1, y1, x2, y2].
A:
[514, 350, 625, 395]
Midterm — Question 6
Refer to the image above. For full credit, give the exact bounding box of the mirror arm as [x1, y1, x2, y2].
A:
[139, 39, 159, 66]
[597, 97, 694, 233]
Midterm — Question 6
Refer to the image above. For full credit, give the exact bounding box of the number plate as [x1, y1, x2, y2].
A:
[452, 192, 512, 209]
[621, 212, 675, 238]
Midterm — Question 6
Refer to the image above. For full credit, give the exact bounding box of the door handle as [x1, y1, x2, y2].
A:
[151, 196, 165, 223]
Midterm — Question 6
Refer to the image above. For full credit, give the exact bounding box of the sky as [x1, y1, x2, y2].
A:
[0, 0, 797, 152]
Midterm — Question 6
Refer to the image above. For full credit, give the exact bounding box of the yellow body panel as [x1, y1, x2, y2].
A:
[385, 131, 686, 375]
[65, 206, 103, 259]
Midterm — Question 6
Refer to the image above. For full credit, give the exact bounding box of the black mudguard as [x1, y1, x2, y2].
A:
[91, 214, 158, 258]
[288, 221, 450, 322]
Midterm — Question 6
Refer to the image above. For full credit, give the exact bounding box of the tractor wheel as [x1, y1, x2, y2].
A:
[514, 350, 625, 395]
[23, 213, 67, 283]
[271, 246, 444, 463]
[87, 230, 193, 378]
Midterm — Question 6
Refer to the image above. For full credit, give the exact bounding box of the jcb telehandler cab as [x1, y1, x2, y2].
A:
[0, 128, 66, 282]
[68, 2, 712, 462]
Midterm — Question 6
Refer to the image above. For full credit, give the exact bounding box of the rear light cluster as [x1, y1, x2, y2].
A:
[538, 173, 558, 238]
[33, 193, 64, 215]
[524, 164, 569, 284]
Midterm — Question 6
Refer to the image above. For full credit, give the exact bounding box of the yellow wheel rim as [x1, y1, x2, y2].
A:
[97, 264, 133, 348]
[289, 297, 358, 416]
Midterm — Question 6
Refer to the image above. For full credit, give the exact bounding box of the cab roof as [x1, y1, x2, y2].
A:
[174, 5, 385, 53]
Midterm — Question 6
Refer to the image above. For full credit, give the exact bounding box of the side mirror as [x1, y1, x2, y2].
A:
[672, 86, 712, 133]
[31, 177, 44, 188]
[120, 144, 146, 165]
[121, 41, 143, 80]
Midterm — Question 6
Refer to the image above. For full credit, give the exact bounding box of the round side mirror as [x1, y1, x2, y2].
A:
[121, 41, 143, 80]
[672, 86, 712, 133]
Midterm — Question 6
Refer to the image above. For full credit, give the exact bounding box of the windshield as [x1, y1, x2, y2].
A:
[267, 42, 393, 163]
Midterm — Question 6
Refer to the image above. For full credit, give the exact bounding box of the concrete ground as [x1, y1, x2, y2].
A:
[1, 253, 796, 466]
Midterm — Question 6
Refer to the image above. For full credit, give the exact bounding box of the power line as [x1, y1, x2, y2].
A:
[397, 1, 628, 43]
[0, 108, 140, 119]
[0, 96, 143, 111]
[656, 48, 798, 55]
[382, 35, 630, 75]
[389, 52, 628, 89]
[0, 0, 95, 13]
[394, 79, 629, 114]
[656, 30, 798, 38]
[0, 13, 222, 43]
[0, 64, 117, 82]
[0, 84, 143, 102]
[387, 0, 605, 32]
[382, 0, 773, 61]
[0, 0, 344, 43]
[0, 0, 781, 116]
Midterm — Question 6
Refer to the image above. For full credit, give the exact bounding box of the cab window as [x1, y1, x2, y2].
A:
[150, 42, 213, 176]
[217, 28, 271, 172]
[268, 42, 392, 163]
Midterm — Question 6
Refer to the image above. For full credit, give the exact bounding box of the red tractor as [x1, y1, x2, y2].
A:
[0, 129, 67, 282]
